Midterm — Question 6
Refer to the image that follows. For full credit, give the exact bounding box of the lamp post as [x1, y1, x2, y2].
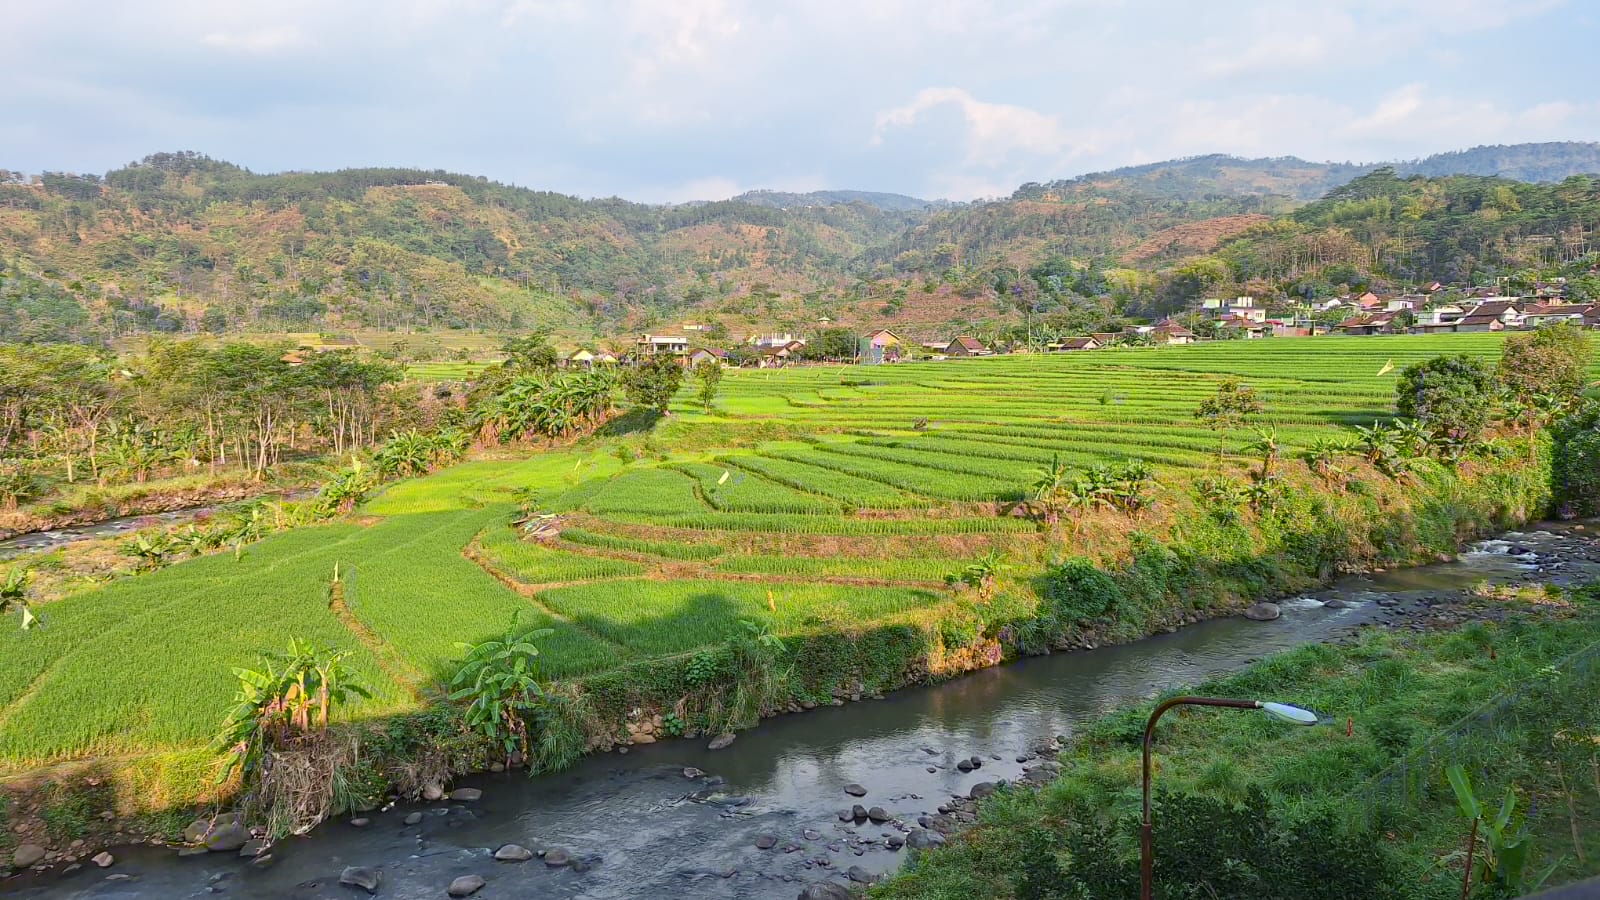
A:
[1140, 696, 1318, 900]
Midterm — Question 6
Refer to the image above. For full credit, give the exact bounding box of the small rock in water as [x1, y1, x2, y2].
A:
[848, 865, 876, 883]
[92, 851, 115, 868]
[867, 807, 890, 823]
[544, 847, 572, 867]
[906, 829, 945, 849]
[798, 883, 854, 900]
[926, 766, 937, 773]
[955, 760, 973, 773]
[843, 783, 867, 797]
[448, 875, 486, 897]
[423, 784, 445, 801]
[683, 767, 704, 779]
[968, 756, 982, 769]
[494, 844, 533, 862]
[404, 812, 423, 826]
[837, 809, 853, 821]
[449, 788, 483, 802]
[886, 834, 905, 850]
[339, 866, 382, 894]
[851, 804, 868, 820]
[756, 834, 778, 850]
[969, 782, 997, 799]
[1322, 599, 1348, 610]
[237, 839, 267, 858]
[707, 733, 737, 751]
[350, 817, 370, 827]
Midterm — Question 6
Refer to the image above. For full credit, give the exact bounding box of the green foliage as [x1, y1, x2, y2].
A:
[1551, 403, 1600, 516]
[1194, 378, 1264, 457]
[692, 358, 723, 412]
[0, 567, 38, 630]
[447, 615, 552, 757]
[1446, 764, 1560, 895]
[1397, 354, 1496, 443]
[213, 639, 372, 783]
[1038, 558, 1124, 625]
[622, 357, 683, 416]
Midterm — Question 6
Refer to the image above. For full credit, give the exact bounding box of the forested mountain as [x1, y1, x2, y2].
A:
[1015, 142, 1600, 203]
[729, 189, 940, 212]
[2, 143, 1598, 345]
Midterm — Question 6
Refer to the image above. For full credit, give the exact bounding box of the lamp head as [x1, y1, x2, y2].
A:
[1259, 701, 1318, 726]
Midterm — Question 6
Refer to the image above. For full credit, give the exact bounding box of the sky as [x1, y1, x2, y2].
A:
[4, 0, 1598, 203]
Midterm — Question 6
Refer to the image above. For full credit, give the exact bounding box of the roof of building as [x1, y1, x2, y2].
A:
[950, 336, 987, 351]
[1058, 337, 1099, 349]
[1456, 314, 1504, 326]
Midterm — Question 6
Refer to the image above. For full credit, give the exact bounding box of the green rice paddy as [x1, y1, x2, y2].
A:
[2, 333, 1587, 768]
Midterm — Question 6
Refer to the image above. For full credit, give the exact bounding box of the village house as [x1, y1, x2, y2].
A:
[1048, 336, 1101, 352]
[1147, 320, 1198, 345]
[1520, 301, 1590, 328]
[944, 336, 992, 357]
[1200, 296, 1267, 323]
[563, 348, 597, 368]
[1337, 310, 1404, 336]
[686, 347, 728, 367]
[636, 333, 690, 357]
[1215, 315, 1272, 339]
[747, 332, 804, 349]
[863, 329, 903, 364]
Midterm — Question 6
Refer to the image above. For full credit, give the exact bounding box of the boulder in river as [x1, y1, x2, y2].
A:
[1321, 599, 1348, 610]
[969, 782, 997, 799]
[237, 839, 267, 858]
[1244, 602, 1281, 622]
[92, 852, 115, 868]
[867, 807, 890, 823]
[708, 733, 737, 750]
[339, 866, 382, 894]
[847, 865, 876, 883]
[955, 759, 973, 773]
[544, 847, 572, 867]
[182, 818, 211, 843]
[449, 788, 482, 802]
[756, 834, 778, 850]
[404, 812, 423, 826]
[843, 783, 867, 797]
[203, 822, 251, 852]
[683, 767, 704, 779]
[448, 875, 486, 897]
[851, 804, 868, 820]
[906, 829, 945, 850]
[494, 844, 533, 862]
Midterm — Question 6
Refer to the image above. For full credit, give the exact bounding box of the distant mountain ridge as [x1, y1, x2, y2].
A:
[728, 189, 943, 212]
[1016, 142, 1600, 202]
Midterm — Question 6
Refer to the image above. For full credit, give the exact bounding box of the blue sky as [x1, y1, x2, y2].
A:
[5, 0, 1597, 202]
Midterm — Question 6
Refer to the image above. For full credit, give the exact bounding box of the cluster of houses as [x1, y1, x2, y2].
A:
[554, 286, 1599, 369]
[1336, 295, 1600, 336]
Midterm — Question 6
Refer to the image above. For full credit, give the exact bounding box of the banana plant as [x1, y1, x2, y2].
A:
[448, 616, 553, 757]
[1446, 764, 1560, 897]
[1, 568, 38, 630]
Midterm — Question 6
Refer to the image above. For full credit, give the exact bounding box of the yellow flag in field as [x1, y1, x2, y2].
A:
[767, 590, 776, 612]
[1377, 359, 1395, 377]
[718, 470, 731, 485]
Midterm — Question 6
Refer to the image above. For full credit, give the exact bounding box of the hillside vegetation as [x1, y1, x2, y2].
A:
[2, 143, 1599, 344]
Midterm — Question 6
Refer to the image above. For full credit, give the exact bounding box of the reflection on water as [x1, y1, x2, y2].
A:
[10, 528, 1595, 899]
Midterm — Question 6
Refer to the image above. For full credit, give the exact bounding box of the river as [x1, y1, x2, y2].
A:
[9, 523, 1597, 899]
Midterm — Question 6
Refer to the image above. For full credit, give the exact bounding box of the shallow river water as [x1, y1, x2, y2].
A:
[9, 524, 1597, 899]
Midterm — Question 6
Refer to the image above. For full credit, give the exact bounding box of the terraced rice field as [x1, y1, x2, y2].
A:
[2, 333, 1584, 767]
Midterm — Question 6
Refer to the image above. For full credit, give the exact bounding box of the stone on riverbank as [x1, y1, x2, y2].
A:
[13, 844, 46, 868]
[91, 852, 114, 868]
[847, 865, 875, 883]
[968, 782, 997, 799]
[448, 875, 486, 897]
[203, 822, 251, 852]
[906, 829, 945, 849]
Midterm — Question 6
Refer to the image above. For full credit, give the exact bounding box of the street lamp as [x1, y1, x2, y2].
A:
[1140, 696, 1319, 900]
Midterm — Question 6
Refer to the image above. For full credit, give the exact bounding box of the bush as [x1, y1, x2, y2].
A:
[1396, 354, 1495, 441]
[1552, 403, 1600, 516]
[1038, 558, 1124, 625]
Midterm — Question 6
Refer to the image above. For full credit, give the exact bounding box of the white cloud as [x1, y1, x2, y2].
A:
[873, 87, 1084, 166]
[200, 25, 306, 53]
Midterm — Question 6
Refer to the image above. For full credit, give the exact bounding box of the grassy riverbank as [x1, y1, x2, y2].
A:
[0, 335, 1579, 847]
[873, 581, 1600, 900]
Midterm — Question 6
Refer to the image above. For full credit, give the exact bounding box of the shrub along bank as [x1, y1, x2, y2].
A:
[871, 581, 1600, 900]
